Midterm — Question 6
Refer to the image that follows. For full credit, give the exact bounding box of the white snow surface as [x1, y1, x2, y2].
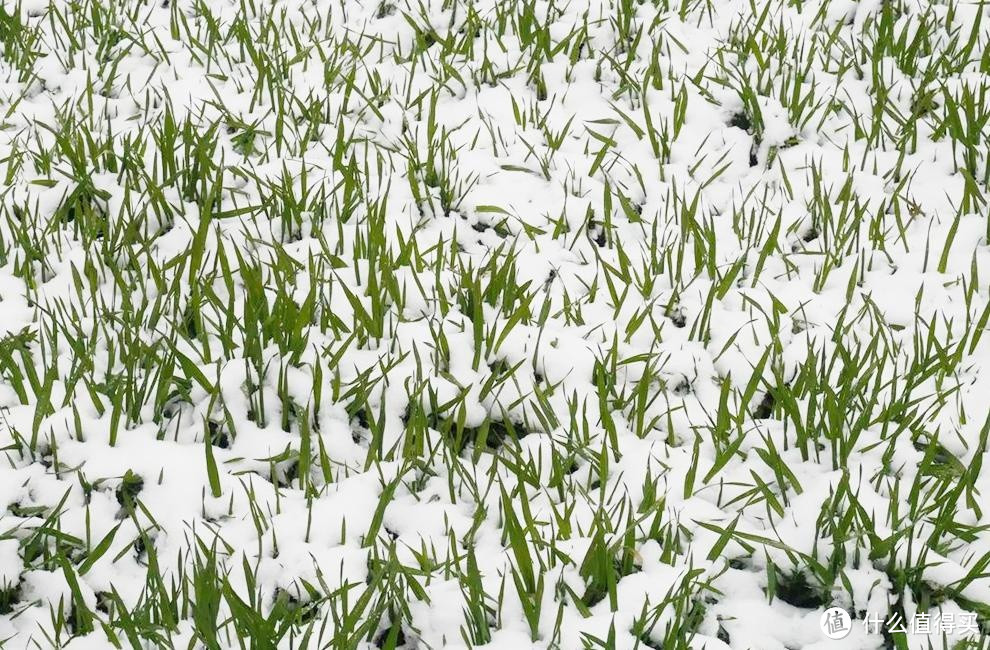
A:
[0, 0, 989, 648]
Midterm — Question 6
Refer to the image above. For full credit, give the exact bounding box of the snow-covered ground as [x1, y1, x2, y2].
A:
[1, 0, 989, 647]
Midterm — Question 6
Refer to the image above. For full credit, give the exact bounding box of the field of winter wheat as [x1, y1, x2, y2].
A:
[1, 0, 990, 648]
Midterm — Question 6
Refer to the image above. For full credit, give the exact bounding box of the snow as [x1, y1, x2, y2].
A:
[0, 0, 989, 647]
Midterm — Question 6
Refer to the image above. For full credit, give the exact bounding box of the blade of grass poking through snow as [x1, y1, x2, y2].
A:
[364, 468, 403, 548]
[77, 522, 121, 576]
[298, 405, 312, 494]
[204, 416, 222, 498]
[56, 553, 94, 635]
